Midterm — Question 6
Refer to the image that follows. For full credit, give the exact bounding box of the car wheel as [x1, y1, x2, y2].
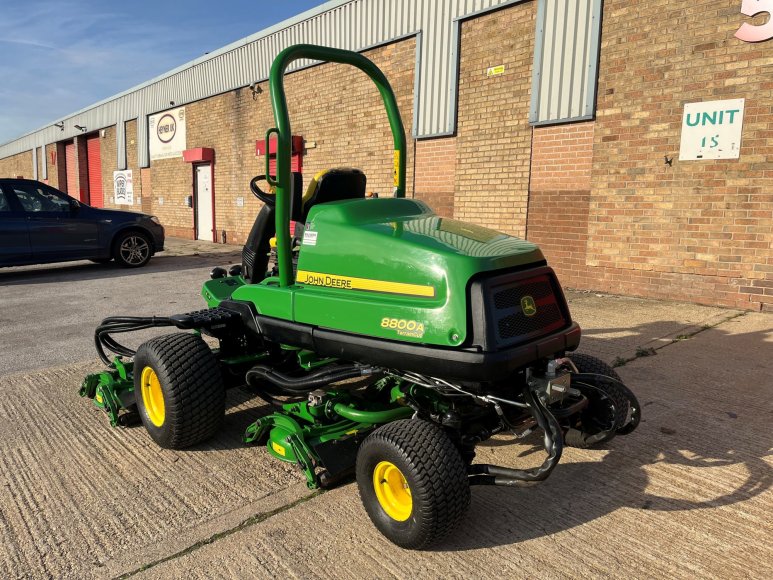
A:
[114, 231, 152, 268]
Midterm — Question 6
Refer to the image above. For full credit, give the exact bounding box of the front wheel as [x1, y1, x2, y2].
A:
[114, 231, 152, 268]
[563, 353, 638, 448]
[133, 333, 225, 449]
[356, 419, 470, 549]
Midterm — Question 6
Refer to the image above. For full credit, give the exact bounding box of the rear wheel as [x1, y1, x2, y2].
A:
[356, 419, 470, 549]
[114, 231, 152, 268]
[133, 333, 225, 449]
[564, 353, 634, 448]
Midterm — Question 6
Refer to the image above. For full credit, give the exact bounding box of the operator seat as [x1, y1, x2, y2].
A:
[301, 168, 367, 221]
[242, 172, 303, 283]
[242, 168, 367, 283]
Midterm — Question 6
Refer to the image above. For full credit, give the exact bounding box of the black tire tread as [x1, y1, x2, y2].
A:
[113, 230, 152, 268]
[134, 333, 225, 449]
[565, 353, 630, 448]
[357, 419, 470, 549]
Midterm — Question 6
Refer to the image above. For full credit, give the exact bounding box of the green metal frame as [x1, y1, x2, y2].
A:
[266, 44, 407, 287]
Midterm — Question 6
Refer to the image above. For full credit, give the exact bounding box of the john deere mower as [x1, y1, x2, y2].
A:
[81, 45, 640, 549]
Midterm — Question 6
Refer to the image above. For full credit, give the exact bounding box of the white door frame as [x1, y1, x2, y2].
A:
[194, 162, 214, 241]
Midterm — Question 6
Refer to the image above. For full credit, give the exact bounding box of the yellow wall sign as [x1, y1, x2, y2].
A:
[297, 270, 435, 298]
[486, 65, 505, 77]
[393, 150, 400, 187]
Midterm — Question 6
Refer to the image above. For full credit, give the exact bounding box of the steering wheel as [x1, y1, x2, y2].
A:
[250, 175, 276, 206]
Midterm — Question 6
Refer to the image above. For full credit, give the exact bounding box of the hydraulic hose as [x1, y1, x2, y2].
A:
[468, 385, 564, 486]
[246, 363, 373, 394]
[332, 403, 413, 424]
[94, 316, 175, 365]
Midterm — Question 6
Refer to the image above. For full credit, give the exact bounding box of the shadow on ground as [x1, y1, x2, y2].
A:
[439, 318, 773, 550]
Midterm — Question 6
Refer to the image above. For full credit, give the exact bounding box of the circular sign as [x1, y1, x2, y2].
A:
[114, 175, 127, 199]
[156, 113, 177, 143]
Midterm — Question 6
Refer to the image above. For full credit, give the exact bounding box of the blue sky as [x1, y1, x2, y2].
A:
[0, 0, 325, 143]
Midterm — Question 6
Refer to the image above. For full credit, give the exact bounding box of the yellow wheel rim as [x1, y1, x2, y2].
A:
[373, 461, 412, 521]
[140, 366, 165, 427]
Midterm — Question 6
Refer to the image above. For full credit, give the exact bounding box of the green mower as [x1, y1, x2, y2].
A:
[81, 44, 640, 549]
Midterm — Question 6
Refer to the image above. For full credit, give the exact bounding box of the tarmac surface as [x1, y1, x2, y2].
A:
[0, 238, 771, 578]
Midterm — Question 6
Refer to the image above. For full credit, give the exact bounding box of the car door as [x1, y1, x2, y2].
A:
[0, 183, 32, 264]
[11, 181, 101, 260]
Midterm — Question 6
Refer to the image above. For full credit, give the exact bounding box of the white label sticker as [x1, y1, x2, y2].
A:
[303, 231, 318, 246]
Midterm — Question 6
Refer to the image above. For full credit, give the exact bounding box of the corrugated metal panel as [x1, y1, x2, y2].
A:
[530, 0, 603, 125]
[116, 122, 126, 171]
[1, 0, 531, 164]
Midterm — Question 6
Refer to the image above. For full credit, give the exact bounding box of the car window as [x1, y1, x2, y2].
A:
[0, 187, 13, 212]
[12, 183, 71, 213]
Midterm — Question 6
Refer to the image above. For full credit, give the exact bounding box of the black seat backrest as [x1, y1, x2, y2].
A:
[242, 171, 303, 283]
[303, 168, 366, 219]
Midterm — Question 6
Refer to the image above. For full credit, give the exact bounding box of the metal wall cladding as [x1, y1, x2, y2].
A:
[1, 0, 561, 170]
[529, 0, 603, 125]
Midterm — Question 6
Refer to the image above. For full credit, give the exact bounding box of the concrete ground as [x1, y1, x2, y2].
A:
[0, 239, 771, 579]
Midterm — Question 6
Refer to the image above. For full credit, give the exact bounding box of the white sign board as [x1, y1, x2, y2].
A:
[679, 99, 744, 161]
[113, 170, 134, 205]
[149, 106, 187, 160]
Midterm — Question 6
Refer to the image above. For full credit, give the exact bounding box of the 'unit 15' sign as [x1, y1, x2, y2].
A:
[736, 0, 773, 42]
[679, 99, 745, 161]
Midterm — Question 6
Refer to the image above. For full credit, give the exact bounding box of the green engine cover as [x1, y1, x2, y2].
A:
[221, 198, 544, 347]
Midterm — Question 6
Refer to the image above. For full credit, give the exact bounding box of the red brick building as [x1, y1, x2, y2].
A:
[1, 0, 771, 310]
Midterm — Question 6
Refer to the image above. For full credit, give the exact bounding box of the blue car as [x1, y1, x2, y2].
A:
[0, 178, 164, 268]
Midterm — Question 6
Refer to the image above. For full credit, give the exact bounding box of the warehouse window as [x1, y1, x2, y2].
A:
[529, 0, 604, 126]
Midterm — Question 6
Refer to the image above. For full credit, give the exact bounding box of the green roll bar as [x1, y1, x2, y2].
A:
[266, 44, 407, 287]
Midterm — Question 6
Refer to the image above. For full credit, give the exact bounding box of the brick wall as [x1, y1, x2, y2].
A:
[414, 137, 456, 217]
[454, 2, 536, 238]
[588, 0, 772, 310]
[0, 150, 32, 179]
[2, 0, 771, 311]
[44, 144, 58, 189]
[100, 126, 117, 207]
[527, 122, 595, 288]
[148, 37, 416, 243]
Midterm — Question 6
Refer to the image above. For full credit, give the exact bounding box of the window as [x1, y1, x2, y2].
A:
[12, 183, 71, 213]
[0, 188, 12, 212]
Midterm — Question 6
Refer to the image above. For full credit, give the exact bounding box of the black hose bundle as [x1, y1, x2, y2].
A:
[468, 386, 564, 486]
[246, 363, 372, 395]
[94, 316, 175, 365]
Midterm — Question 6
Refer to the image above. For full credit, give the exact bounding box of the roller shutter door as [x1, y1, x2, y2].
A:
[86, 135, 103, 207]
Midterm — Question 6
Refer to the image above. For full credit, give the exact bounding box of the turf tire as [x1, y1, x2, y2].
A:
[133, 333, 225, 449]
[356, 419, 470, 549]
[564, 353, 630, 448]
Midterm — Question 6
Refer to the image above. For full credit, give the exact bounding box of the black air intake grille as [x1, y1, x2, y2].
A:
[491, 274, 566, 345]
[469, 267, 571, 351]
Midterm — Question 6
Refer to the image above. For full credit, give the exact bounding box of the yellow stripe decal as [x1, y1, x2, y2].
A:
[296, 270, 435, 298]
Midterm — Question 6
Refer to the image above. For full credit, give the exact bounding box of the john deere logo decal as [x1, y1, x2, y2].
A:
[521, 296, 537, 317]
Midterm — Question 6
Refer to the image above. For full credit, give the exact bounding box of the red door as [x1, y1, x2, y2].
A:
[65, 142, 78, 200]
[86, 135, 103, 207]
